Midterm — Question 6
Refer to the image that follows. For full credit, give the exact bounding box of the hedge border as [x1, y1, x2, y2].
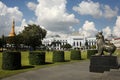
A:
[53, 51, 65, 62]
[2, 51, 21, 70]
[71, 50, 81, 60]
[87, 49, 98, 59]
[29, 51, 45, 65]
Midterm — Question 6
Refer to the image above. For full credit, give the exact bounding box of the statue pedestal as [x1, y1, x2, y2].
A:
[89, 55, 119, 73]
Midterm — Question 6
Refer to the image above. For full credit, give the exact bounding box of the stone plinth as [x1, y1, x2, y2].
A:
[90, 55, 119, 73]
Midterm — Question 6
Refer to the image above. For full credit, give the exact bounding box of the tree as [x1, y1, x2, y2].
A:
[91, 45, 96, 49]
[61, 43, 72, 50]
[0, 35, 6, 51]
[6, 36, 19, 50]
[19, 24, 47, 50]
[0, 38, 2, 49]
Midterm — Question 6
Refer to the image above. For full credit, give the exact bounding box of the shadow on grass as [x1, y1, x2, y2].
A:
[21, 65, 35, 69]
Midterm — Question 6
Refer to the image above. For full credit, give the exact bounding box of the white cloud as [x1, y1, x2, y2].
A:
[73, 0, 118, 19]
[34, 0, 79, 34]
[0, 1, 23, 36]
[113, 16, 120, 37]
[79, 20, 98, 37]
[27, 2, 37, 11]
[46, 30, 69, 38]
[69, 26, 75, 32]
[15, 19, 27, 34]
[73, 0, 102, 17]
[103, 5, 118, 19]
[15, 19, 40, 34]
[102, 26, 112, 38]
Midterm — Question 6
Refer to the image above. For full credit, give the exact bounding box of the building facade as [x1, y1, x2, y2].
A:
[42, 34, 96, 50]
[112, 38, 120, 48]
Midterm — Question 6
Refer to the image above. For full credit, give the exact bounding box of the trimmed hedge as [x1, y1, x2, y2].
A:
[53, 51, 65, 62]
[87, 49, 98, 59]
[71, 50, 81, 60]
[2, 51, 21, 70]
[29, 51, 45, 65]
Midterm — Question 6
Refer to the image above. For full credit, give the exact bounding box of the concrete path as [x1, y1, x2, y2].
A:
[1, 60, 120, 80]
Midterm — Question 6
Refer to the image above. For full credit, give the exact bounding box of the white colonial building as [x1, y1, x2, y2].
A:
[112, 38, 120, 48]
[42, 33, 96, 50]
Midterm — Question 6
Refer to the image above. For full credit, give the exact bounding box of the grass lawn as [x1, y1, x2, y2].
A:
[0, 50, 86, 79]
[0, 49, 119, 79]
[114, 49, 120, 56]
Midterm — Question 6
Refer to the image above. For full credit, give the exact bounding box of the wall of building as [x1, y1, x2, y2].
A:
[42, 35, 96, 50]
[112, 38, 120, 48]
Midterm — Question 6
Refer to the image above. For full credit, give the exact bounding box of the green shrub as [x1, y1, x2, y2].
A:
[87, 49, 98, 58]
[71, 50, 81, 60]
[53, 51, 65, 62]
[2, 51, 21, 70]
[29, 51, 45, 65]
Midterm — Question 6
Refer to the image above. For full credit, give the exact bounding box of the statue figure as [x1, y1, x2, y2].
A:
[96, 31, 116, 56]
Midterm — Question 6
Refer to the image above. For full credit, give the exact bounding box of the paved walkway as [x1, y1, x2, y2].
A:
[1, 60, 120, 80]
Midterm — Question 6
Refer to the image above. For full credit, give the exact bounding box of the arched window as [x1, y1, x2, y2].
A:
[73, 42, 75, 46]
[80, 42, 81, 46]
[77, 42, 78, 46]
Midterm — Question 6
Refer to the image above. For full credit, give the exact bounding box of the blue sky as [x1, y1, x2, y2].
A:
[0, 0, 120, 37]
[1, 0, 37, 20]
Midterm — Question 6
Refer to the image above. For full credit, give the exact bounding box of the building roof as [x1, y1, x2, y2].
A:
[114, 38, 120, 40]
[71, 31, 84, 36]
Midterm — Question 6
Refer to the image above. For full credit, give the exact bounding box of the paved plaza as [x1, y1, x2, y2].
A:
[1, 60, 120, 80]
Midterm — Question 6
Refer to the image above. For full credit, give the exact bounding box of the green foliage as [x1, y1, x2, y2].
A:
[19, 24, 47, 50]
[6, 36, 14, 44]
[0, 38, 2, 48]
[29, 51, 45, 65]
[61, 43, 72, 50]
[87, 49, 98, 58]
[50, 41, 61, 48]
[53, 51, 65, 62]
[71, 50, 81, 60]
[2, 51, 21, 70]
[0, 50, 120, 79]
[0, 35, 6, 50]
[6, 35, 22, 50]
[90, 45, 96, 49]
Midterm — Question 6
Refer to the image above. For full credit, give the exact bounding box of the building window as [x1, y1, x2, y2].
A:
[77, 42, 78, 46]
[73, 42, 75, 46]
[80, 42, 81, 46]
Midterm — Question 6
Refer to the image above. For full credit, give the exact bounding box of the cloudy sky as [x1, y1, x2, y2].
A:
[0, 0, 120, 38]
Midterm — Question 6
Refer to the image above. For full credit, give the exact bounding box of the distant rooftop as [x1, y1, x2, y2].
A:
[71, 31, 84, 36]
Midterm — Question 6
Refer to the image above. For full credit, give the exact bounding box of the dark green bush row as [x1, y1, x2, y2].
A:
[2, 51, 21, 70]
[29, 51, 45, 65]
[87, 49, 98, 58]
[1, 50, 84, 70]
[71, 50, 81, 60]
[53, 51, 65, 62]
